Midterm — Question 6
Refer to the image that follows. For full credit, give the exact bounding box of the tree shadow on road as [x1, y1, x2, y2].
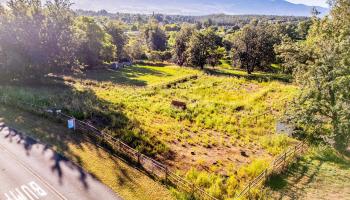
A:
[0, 123, 90, 189]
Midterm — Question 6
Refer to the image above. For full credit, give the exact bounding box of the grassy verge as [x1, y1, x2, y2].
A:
[266, 146, 350, 199]
[0, 105, 174, 200]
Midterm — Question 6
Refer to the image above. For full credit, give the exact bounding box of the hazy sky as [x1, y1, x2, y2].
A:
[287, 0, 328, 7]
[0, 0, 329, 8]
[0, 0, 329, 16]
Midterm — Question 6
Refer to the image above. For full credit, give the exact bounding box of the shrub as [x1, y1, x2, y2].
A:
[208, 178, 225, 199]
[238, 159, 269, 179]
[260, 134, 295, 155]
[147, 50, 172, 62]
[226, 176, 239, 197]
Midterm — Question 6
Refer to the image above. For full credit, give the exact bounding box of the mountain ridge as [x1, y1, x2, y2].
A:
[0, 0, 328, 16]
[72, 0, 328, 16]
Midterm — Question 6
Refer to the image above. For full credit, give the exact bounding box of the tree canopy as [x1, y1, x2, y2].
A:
[0, 0, 77, 78]
[185, 28, 222, 69]
[0, 0, 128, 78]
[283, 0, 350, 151]
[231, 23, 278, 74]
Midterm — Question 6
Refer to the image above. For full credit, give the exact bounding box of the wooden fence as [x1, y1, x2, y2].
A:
[235, 142, 305, 199]
[0, 96, 306, 200]
[0, 97, 217, 200]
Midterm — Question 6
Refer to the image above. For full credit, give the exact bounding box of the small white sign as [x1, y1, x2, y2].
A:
[68, 118, 75, 130]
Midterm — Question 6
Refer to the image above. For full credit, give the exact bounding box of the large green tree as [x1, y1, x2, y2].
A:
[104, 20, 128, 61]
[274, 36, 309, 74]
[231, 23, 278, 74]
[288, 0, 350, 151]
[0, 0, 78, 78]
[143, 22, 167, 52]
[0, 0, 47, 78]
[208, 47, 226, 68]
[126, 38, 146, 61]
[75, 16, 116, 67]
[44, 0, 77, 72]
[186, 28, 222, 69]
[173, 25, 194, 66]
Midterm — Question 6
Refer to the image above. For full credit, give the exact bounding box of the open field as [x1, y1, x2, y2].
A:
[0, 105, 174, 200]
[266, 146, 350, 200]
[0, 64, 300, 198]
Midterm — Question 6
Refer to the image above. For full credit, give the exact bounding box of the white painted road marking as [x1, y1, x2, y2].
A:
[0, 143, 67, 200]
[0, 124, 122, 200]
[4, 181, 47, 200]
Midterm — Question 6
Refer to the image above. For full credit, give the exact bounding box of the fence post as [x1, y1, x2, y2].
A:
[192, 183, 196, 198]
[301, 142, 305, 153]
[137, 152, 141, 165]
[165, 167, 168, 184]
[248, 182, 251, 200]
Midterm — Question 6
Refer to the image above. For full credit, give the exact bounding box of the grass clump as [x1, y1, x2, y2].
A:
[184, 159, 269, 199]
[185, 168, 228, 199]
[260, 134, 297, 155]
[237, 159, 270, 179]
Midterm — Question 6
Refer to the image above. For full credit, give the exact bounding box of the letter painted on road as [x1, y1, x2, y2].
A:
[28, 182, 47, 197]
[21, 185, 38, 200]
[3, 181, 48, 200]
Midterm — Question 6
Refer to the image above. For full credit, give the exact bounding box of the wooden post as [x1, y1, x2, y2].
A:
[165, 167, 168, 184]
[192, 183, 196, 198]
[301, 142, 305, 153]
[137, 153, 141, 165]
[283, 152, 287, 169]
[248, 182, 251, 200]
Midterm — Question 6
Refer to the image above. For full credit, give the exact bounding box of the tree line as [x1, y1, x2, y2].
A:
[0, 0, 348, 150]
[0, 0, 312, 78]
[0, 0, 129, 79]
[77, 9, 308, 28]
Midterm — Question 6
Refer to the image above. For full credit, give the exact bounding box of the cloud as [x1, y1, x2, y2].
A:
[286, 0, 328, 7]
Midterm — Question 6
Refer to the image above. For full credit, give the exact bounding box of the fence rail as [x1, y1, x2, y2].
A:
[0, 96, 306, 200]
[0, 97, 217, 200]
[235, 142, 305, 199]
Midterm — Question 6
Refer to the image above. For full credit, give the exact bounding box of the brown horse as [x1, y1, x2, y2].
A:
[171, 100, 187, 110]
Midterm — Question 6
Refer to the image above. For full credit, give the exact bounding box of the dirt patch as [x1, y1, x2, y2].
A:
[244, 83, 261, 93]
[165, 134, 270, 176]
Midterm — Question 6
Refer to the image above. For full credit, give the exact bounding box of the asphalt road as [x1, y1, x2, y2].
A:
[0, 123, 122, 200]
